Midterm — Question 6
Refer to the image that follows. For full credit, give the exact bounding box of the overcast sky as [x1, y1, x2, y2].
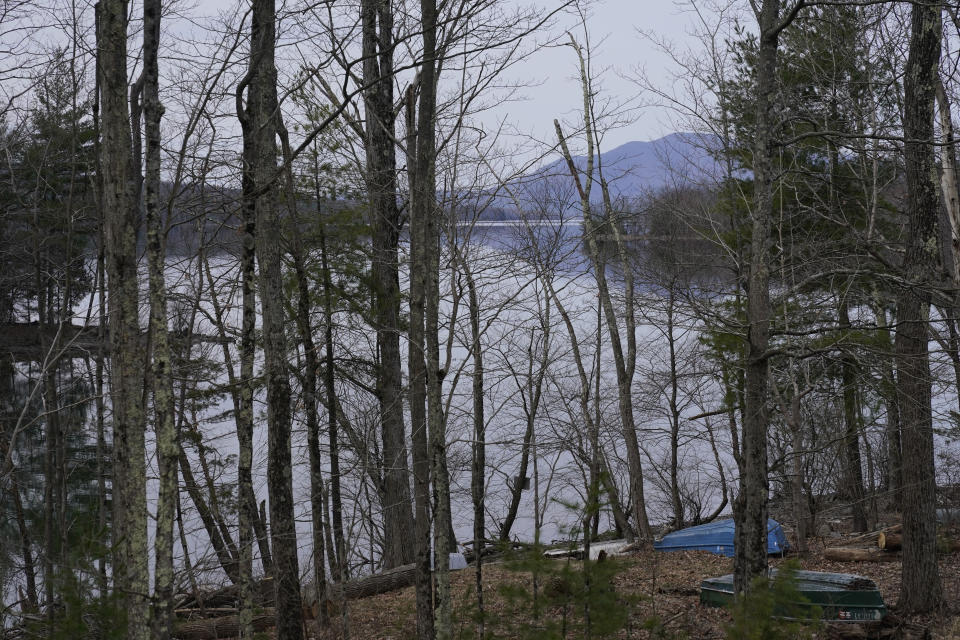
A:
[0, 0, 721, 169]
[483, 0, 710, 152]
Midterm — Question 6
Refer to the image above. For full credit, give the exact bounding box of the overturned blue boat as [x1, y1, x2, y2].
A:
[654, 518, 789, 557]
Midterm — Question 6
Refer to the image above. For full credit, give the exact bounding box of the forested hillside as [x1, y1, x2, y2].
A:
[1, 0, 959, 638]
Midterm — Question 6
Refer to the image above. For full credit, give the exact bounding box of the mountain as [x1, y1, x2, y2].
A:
[469, 132, 722, 221]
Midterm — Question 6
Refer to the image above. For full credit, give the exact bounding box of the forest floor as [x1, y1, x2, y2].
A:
[301, 541, 960, 640]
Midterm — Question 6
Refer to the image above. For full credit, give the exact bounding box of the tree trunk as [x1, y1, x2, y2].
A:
[143, 0, 178, 636]
[405, 64, 436, 640]
[178, 446, 240, 583]
[872, 301, 902, 509]
[463, 260, 485, 639]
[936, 76, 960, 286]
[10, 474, 39, 611]
[201, 240, 255, 637]
[895, 0, 943, 613]
[96, 2, 150, 637]
[934, 77, 960, 420]
[236, 72, 258, 640]
[416, 0, 453, 632]
[878, 533, 902, 551]
[774, 377, 809, 553]
[734, 0, 780, 594]
[330, 564, 418, 600]
[41, 340, 58, 622]
[241, 1, 304, 635]
[543, 273, 634, 539]
[666, 287, 684, 529]
[500, 318, 550, 542]
[284, 170, 329, 627]
[318, 223, 347, 582]
[839, 299, 867, 533]
[360, 0, 416, 572]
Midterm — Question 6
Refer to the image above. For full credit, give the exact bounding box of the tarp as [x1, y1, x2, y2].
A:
[653, 518, 788, 557]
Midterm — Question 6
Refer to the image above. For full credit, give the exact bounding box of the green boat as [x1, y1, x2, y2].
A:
[700, 570, 887, 623]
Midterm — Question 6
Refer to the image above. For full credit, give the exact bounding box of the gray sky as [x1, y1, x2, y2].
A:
[0, 0, 714, 166]
[484, 0, 705, 152]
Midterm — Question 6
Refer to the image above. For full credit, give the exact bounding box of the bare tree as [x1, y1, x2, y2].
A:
[238, 0, 303, 636]
[553, 29, 652, 541]
[360, 0, 417, 572]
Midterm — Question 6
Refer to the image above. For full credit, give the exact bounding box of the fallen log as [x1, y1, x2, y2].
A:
[177, 564, 422, 614]
[937, 536, 960, 553]
[823, 547, 899, 563]
[174, 608, 238, 619]
[173, 610, 274, 640]
[877, 533, 901, 552]
[330, 563, 417, 601]
[176, 578, 275, 610]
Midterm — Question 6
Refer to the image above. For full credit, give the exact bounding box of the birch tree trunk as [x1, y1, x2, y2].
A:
[870, 300, 902, 508]
[936, 77, 960, 286]
[933, 77, 960, 416]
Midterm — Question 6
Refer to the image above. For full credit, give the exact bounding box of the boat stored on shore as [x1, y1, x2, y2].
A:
[700, 569, 887, 623]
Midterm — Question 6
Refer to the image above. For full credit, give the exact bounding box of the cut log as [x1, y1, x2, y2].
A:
[842, 524, 902, 548]
[824, 547, 899, 562]
[877, 532, 901, 551]
[172, 610, 274, 640]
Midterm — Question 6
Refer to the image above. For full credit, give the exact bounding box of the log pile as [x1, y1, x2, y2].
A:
[843, 524, 902, 548]
[823, 522, 960, 563]
[823, 525, 903, 563]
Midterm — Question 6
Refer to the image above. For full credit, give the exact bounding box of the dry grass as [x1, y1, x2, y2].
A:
[296, 542, 960, 640]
